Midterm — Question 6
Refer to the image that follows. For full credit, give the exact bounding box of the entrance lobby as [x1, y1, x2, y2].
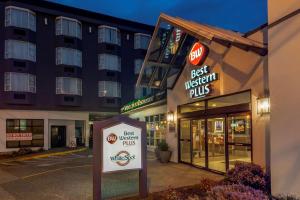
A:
[178, 91, 252, 173]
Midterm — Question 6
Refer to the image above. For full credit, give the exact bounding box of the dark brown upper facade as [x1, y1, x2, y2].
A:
[0, 0, 154, 112]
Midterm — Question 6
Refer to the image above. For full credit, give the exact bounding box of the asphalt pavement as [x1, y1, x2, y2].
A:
[0, 150, 222, 200]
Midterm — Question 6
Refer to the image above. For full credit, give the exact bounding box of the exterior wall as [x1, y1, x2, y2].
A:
[0, 110, 89, 152]
[167, 31, 268, 165]
[268, 1, 300, 196]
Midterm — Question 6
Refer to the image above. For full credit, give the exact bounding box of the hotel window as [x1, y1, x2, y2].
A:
[98, 81, 121, 98]
[98, 54, 121, 72]
[4, 72, 36, 93]
[56, 16, 82, 39]
[134, 33, 151, 49]
[134, 87, 152, 99]
[5, 6, 36, 31]
[56, 47, 82, 67]
[5, 40, 36, 62]
[98, 26, 121, 45]
[6, 119, 44, 148]
[56, 77, 82, 96]
[134, 59, 143, 74]
[146, 114, 166, 147]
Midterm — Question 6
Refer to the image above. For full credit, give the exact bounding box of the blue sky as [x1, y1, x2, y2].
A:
[49, 0, 267, 33]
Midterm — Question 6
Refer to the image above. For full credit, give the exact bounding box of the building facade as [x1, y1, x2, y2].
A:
[0, 0, 153, 152]
[133, 13, 268, 175]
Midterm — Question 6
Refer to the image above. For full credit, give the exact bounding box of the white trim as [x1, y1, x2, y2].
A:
[55, 16, 81, 25]
[5, 6, 36, 15]
[98, 25, 119, 32]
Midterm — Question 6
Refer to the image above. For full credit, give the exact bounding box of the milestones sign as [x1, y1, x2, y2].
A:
[102, 123, 142, 172]
[93, 115, 147, 200]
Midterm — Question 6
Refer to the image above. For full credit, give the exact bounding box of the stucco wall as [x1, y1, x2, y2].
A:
[268, 1, 300, 196]
[167, 30, 268, 166]
[0, 110, 90, 152]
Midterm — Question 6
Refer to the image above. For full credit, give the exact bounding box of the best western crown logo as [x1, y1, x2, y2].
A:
[106, 133, 117, 144]
[188, 42, 208, 66]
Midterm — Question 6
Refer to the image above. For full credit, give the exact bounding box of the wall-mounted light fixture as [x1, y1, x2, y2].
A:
[167, 111, 174, 123]
[257, 97, 270, 115]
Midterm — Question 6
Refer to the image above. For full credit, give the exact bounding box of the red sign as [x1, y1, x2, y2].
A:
[106, 133, 117, 144]
[7, 133, 32, 141]
[188, 42, 208, 66]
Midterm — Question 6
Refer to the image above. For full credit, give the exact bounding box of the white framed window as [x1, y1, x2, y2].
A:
[56, 47, 82, 67]
[4, 72, 36, 93]
[98, 81, 121, 98]
[98, 54, 121, 71]
[56, 77, 82, 96]
[134, 59, 143, 74]
[5, 6, 36, 31]
[5, 40, 36, 62]
[134, 33, 151, 49]
[98, 25, 121, 45]
[56, 16, 82, 39]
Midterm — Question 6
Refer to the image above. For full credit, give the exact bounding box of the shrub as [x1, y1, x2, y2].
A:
[158, 140, 169, 151]
[207, 184, 268, 200]
[198, 178, 219, 192]
[225, 162, 268, 192]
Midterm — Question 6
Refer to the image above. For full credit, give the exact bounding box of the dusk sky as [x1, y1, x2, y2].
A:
[49, 0, 267, 33]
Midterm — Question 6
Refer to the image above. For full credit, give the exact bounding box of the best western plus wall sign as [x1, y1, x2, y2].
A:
[188, 42, 208, 66]
[93, 115, 147, 200]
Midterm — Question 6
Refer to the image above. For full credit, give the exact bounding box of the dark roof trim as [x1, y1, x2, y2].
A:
[268, 8, 300, 29]
[244, 23, 268, 37]
[2, 0, 154, 32]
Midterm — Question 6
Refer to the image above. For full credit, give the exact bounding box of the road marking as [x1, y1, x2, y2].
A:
[21, 164, 92, 179]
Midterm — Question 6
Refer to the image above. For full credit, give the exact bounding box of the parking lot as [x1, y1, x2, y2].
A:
[0, 150, 222, 200]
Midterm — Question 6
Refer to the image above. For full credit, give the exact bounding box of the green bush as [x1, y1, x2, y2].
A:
[158, 140, 169, 151]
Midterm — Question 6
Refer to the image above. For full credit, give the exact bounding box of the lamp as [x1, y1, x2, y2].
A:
[257, 97, 270, 115]
[167, 111, 174, 123]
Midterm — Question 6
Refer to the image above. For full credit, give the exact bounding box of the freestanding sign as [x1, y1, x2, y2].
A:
[93, 115, 147, 200]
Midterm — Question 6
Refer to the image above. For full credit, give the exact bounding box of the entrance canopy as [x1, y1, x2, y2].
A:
[136, 14, 267, 90]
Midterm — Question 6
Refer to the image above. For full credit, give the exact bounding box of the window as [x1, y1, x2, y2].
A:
[5, 6, 36, 31]
[6, 119, 44, 148]
[134, 59, 143, 74]
[4, 72, 36, 93]
[56, 47, 82, 67]
[5, 40, 36, 62]
[98, 26, 121, 45]
[98, 54, 121, 71]
[134, 33, 151, 49]
[134, 86, 152, 99]
[56, 77, 82, 96]
[56, 16, 82, 39]
[98, 81, 121, 98]
[146, 114, 166, 147]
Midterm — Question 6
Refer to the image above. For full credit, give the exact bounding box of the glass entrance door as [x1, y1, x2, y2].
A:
[179, 120, 191, 163]
[191, 119, 206, 167]
[207, 117, 226, 172]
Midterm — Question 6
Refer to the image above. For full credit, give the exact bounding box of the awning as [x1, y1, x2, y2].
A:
[136, 13, 267, 90]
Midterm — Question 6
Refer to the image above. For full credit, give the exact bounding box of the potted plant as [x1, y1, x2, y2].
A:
[158, 140, 172, 163]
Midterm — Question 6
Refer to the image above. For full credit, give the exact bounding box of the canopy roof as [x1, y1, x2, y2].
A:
[136, 13, 267, 90]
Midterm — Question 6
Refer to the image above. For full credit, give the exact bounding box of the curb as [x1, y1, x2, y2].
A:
[1, 147, 88, 163]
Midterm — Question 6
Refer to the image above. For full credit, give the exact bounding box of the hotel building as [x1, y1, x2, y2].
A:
[0, 0, 153, 152]
[122, 1, 300, 196]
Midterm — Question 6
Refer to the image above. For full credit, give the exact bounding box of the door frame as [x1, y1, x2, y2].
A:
[178, 111, 252, 174]
[50, 125, 66, 148]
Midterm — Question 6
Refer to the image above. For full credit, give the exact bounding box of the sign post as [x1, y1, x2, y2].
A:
[93, 115, 148, 200]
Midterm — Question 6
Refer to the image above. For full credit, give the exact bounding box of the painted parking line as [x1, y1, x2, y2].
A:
[21, 164, 92, 179]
